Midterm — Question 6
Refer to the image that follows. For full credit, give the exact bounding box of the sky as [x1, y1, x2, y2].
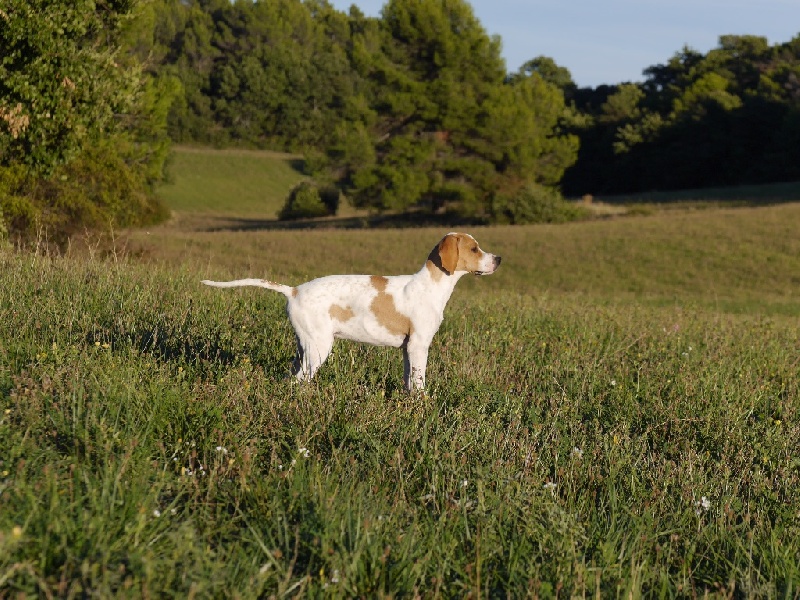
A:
[326, 0, 800, 88]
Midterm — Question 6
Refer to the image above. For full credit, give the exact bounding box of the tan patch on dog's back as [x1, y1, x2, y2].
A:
[329, 304, 355, 322]
[370, 275, 388, 292]
[370, 276, 412, 337]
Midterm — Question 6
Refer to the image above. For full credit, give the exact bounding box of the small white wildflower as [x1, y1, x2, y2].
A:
[153, 509, 161, 517]
[330, 569, 340, 584]
[695, 496, 711, 514]
[543, 482, 557, 491]
[298, 447, 310, 458]
[460, 479, 468, 488]
[170, 508, 177, 515]
[610, 379, 617, 387]
[215, 446, 228, 455]
[278, 464, 283, 471]
[572, 447, 583, 458]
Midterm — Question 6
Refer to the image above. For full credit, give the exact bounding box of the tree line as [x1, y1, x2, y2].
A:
[2, 0, 799, 240]
[562, 35, 800, 195]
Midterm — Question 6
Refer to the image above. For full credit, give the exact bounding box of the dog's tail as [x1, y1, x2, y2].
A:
[201, 278, 295, 297]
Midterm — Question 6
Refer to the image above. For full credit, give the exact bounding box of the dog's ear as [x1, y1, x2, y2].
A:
[436, 234, 459, 275]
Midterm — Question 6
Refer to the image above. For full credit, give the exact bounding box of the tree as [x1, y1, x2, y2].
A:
[0, 0, 174, 241]
[318, 0, 577, 217]
[563, 34, 800, 195]
[513, 56, 576, 99]
[0, 0, 142, 172]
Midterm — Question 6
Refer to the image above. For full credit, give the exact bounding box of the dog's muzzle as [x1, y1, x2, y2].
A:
[475, 255, 501, 275]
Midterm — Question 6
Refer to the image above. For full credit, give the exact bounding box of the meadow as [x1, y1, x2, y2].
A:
[1, 149, 799, 597]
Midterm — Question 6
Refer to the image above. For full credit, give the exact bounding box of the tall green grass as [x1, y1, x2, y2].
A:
[2, 243, 798, 596]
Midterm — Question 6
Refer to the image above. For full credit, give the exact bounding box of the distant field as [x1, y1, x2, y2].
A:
[2, 155, 800, 596]
[159, 146, 306, 217]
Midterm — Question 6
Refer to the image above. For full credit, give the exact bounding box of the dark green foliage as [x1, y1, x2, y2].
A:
[0, 0, 176, 243]
[278, 181, 331, 220]
[149, 0, 359, 149]
[319, 185, 341, 215]
[0, 0, 138, 172]
[317, 0, 578, 217]
[564, 35, 800, 196]
[108, 2, 800, 213]
[492, 184, 587, 224]
[0, 142, 169, 243]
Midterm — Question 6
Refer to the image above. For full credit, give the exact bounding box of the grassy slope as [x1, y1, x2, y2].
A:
[2, 150, 800, 596]
[159, 147, 305, 217]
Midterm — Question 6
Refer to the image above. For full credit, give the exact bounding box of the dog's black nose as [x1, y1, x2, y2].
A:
[494, 256, 502, 268]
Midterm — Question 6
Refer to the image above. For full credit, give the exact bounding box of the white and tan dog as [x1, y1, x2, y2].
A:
[202, 232, 501, 390]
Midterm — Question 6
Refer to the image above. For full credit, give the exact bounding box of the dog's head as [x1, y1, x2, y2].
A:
[428, 232, 501, 277]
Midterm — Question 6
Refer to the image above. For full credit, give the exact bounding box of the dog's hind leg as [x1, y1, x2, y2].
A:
[291, 332, 334, 383]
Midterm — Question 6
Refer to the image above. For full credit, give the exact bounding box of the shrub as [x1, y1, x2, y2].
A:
[492, 184, 587, 224]
[0, 141, 169, 245]
[278, 181, 332, 220]
[319, 186, 341, 216]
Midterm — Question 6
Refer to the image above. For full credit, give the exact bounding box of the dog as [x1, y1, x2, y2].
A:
[202, 232, 501, 391]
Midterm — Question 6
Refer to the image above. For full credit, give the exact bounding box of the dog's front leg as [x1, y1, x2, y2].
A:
[403, 340, 429, 391]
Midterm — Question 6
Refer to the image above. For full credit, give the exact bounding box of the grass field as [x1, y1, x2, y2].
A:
[1, 150, 800, 597]
[160, 146, 306, 217]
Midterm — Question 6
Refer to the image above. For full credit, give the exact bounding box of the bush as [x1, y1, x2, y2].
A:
[278, 181, 336, 220]
[0, 141, 169, 245]
[319, 185, 341, 216]
[492, 184, 587, 224]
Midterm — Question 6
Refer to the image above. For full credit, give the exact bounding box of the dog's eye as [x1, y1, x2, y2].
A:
[471, 247, 479, 253]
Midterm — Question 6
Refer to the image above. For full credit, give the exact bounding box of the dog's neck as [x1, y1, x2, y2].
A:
[416, 260, 468, 311]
